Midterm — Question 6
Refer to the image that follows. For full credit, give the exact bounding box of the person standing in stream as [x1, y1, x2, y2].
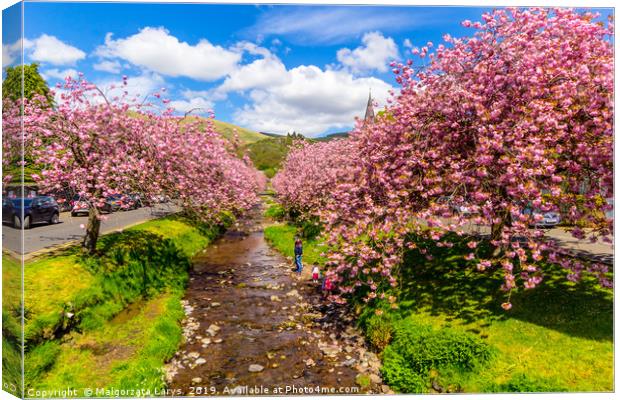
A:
[294, 236, 303, 274]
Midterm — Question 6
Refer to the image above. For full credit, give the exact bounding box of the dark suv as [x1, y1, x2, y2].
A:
[2, 196, 60, 229]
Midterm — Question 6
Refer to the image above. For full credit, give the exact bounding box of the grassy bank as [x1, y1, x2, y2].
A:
[362, 233, 612, 393]
[28, 291, 184, 396]
[20, 215, 226, 393]
[264, 223, 327, 266]
[381, 234, 612, 392]
[263, 220, 613, 393]
[2, 253, 22, 396]
[24, 215, 221, 344]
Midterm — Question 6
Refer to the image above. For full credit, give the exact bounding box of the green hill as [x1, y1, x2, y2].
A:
[212, 120, 266, 144]
[244, 133, 309, 178]
[180, 116, 266, 145]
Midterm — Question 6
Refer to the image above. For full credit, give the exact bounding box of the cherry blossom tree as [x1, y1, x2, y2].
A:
[2, 98, 23, 190]
[19, 75, 260, 253]
[272, 139, 357, 221]
[274, 8, 614, 306]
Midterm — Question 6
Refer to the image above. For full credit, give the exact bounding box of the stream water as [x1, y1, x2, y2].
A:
[164, 204, 389, 396]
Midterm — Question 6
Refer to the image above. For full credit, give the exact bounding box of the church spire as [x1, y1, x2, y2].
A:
[364, 89, 375, 124]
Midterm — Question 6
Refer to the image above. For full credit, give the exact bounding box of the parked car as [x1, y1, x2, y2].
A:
[56, 198, 73, 213]
[121, 193, 143, 210]
[522, 206, 561, 228]
[71, 198, 90, 216]
[71, 196, 113, 216]
[437, 196, 477, 216]
[2, 196, 60, 229]
[605, 198, 614, 221]
[106, 194, 124, 212]
[46, 189, 76, 212]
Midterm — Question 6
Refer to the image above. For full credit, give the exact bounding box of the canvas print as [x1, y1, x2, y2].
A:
[1, 1, 614, 398]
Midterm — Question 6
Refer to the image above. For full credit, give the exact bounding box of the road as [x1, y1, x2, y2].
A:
[544, 227, 613, 264]
[2, 204, 179, 256]
[460, 222, 613, 264]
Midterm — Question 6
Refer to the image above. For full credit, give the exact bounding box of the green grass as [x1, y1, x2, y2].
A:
[127, 215, 220, 258]
[244, 136, 293, 172]
[23, 215, 224, 346]
[212, 119, 266, 144]
[21, 214, 226, 394]
[172, 115, 266, 145]
[2, 253, 21, 320]
[368, 233, 613, 393]
[2, 254, 22, 396]
[264, 202, 286, 220]
[30, 291, 184, 395]
[264, 223, 327, 265]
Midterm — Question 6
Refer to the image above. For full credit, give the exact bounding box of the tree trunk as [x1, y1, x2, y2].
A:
[490, 220, 504, 242]
[490, 211, 512, 256]
[82, 207, 101, 253]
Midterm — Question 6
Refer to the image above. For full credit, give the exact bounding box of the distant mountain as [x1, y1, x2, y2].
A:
[259, 131, 350, 141]
[258, 131, 283, 138]
[316, 131, 350, 141]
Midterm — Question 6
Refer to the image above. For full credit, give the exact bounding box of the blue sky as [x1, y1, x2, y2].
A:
[2, 3, 613, 136]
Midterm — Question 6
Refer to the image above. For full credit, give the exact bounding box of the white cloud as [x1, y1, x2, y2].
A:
[53, 72, 166, 107]
[95, 27, 241, 81]
[2, 39, 22, 68]
[93, 59, 122, 73]
[245, 7, 417, 45]
[233, 41, 272, 58]
[233, 65, 394, 136]
[169, 96, 214, 115]
[217, 55, 289, 94]
[28, 34, 86, 66]
[337, 32, 399, 74]
[99, 72, 166, 104]
[40, 68, 79, 81]
[403, 38, 413, 48]
[180, 88, 227, 102]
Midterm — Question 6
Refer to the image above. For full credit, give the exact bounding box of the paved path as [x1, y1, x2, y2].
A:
[2, 204, 178, 255]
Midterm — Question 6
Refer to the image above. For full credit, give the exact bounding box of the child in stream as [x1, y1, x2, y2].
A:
[322, 274, 333, 299]
[312, 265, 320, 284]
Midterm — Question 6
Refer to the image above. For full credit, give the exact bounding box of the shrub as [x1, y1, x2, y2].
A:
[366, 313, 395, 351]
[381, 319, 495, 393]
[398, 328, 494, 374]
[381, 346, 428, 393]
[263, 167, 277, 178]
[299, 217, 322, 240]
[264, 203, 286, 220]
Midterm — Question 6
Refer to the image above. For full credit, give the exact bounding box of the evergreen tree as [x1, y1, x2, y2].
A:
[2, 63, 53, 104]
